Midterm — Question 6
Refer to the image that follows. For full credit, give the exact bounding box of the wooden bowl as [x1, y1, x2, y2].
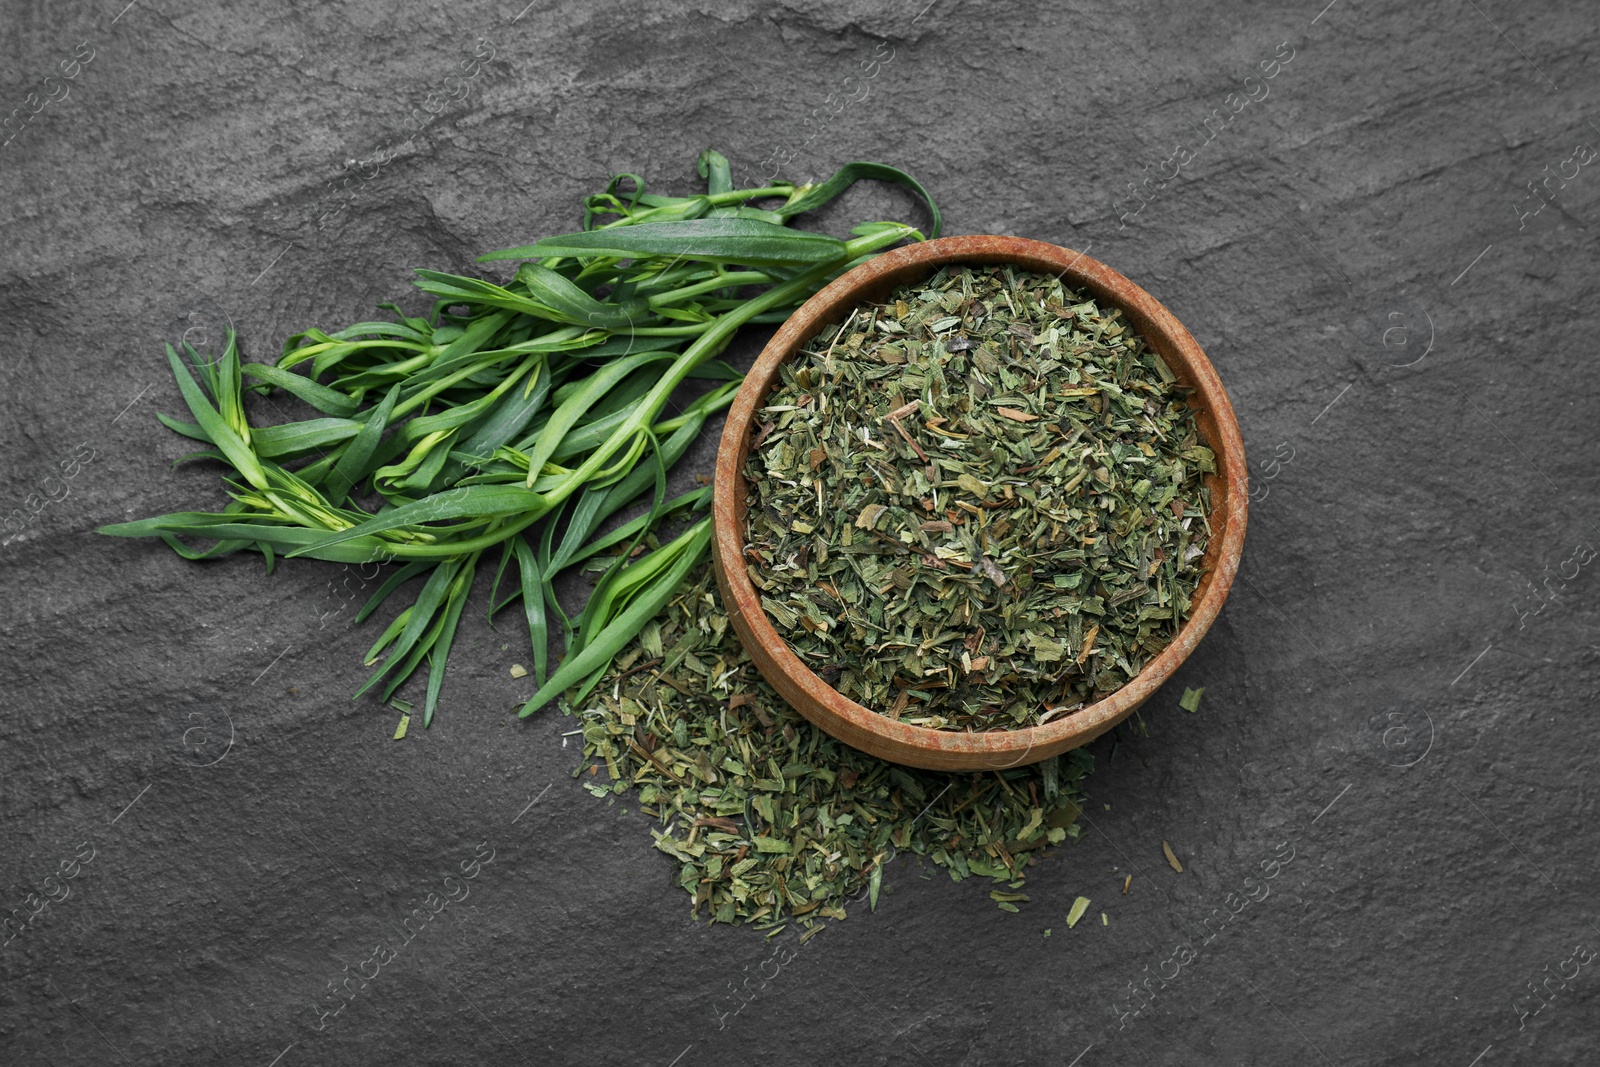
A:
[711, 235, 1247, 771]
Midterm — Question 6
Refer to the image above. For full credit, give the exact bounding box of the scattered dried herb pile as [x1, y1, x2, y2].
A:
[743, 264, 1214, 730]
[576, 563, 1092, 930]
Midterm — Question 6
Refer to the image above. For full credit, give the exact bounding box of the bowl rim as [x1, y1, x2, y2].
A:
[711, 234, 1248, 770]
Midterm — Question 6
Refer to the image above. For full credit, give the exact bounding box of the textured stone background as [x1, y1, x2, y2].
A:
[3, 0, 1598, 1064]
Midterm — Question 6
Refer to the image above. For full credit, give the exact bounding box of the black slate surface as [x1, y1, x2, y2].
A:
[3, 1, 1599, 1064]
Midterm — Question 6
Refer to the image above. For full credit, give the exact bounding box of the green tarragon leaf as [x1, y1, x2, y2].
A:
[487, 219, 848, 268]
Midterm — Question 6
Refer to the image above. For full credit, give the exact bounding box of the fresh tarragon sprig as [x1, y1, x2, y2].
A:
[100, 151, 941, 727]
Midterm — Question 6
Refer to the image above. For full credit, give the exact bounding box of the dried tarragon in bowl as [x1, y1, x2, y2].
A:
[742, 264, 1214, 731]
[573, 564, 1091, 930]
